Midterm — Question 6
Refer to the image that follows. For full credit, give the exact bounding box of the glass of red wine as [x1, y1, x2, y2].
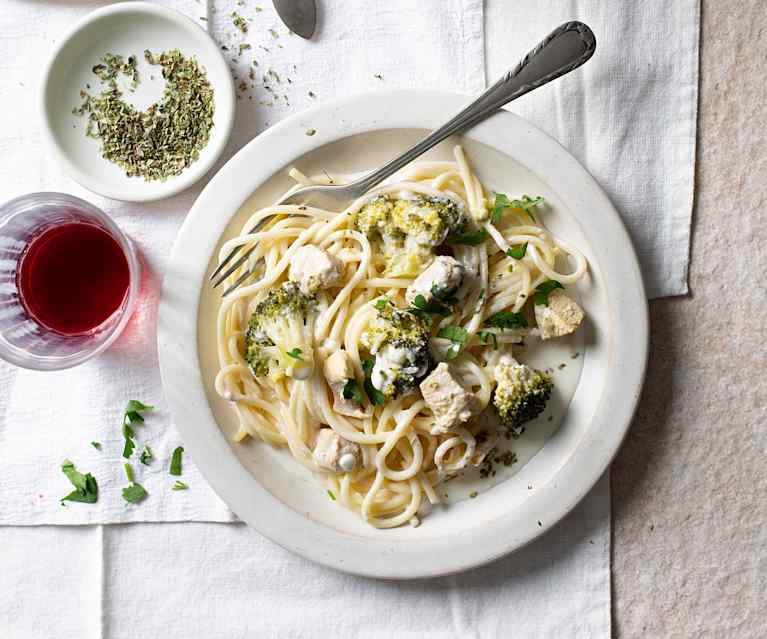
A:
[0, 193, 140, 370]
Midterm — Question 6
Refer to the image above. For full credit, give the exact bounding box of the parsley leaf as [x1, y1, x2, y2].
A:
[91, 441, 102, 450]
[490, 193, 511, 224]
[478, 331, 498, 350]
[534, 280, 564, 306]
[437, 325, 469, 344]
[327, 489, 336, 500]
[122, 424, 136, 458]
[172, 481, 189, 491]
[121, 399, 153, 459]
[485, 311, 528, 330]
[374, 298, 389, 312]
[139, 445, 153, 466]
[126, 400, 154, 413]
[122, 483, 148, 504]
[506, 242, 528, 260]
[286, 348, 303, 360]
[446, 228, 488, 246]
[61, 460, 98, 504]
[410, 294, 451, 317]
[509, 195, 545, 222]
[438, 326, 468, 361]
[169, 446, 184, 476]
[342, 378, 364, 403]
[362, 359, 385, 406]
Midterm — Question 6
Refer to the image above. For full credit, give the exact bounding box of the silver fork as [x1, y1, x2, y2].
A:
[211, 21, 596, 296]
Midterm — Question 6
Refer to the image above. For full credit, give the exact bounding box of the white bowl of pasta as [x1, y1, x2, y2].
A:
[158, 90, 648, 578]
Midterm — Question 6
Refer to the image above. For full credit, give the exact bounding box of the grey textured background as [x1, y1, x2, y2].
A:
[611, 1, 767, 636]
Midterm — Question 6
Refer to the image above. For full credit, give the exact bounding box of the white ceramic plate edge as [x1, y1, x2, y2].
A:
[158, 90, 648, 578]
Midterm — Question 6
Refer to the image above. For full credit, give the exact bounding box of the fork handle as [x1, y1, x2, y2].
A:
[353, 21, 596, 194]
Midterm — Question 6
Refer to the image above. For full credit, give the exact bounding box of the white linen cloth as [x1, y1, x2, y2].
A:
[0, 476, 610, 639]
[0, 0, 699, 637]
[486, 1, 700, 299]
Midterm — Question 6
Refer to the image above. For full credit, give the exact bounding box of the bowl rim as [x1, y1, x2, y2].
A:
[38, 1, 235, 203]
[158, 89, 649, 578]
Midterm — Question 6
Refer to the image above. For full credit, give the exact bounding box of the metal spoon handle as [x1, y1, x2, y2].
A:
[353, 21, 596, 194]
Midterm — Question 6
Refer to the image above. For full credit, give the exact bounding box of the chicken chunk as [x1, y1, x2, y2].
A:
[534, 289, 585, 340]
[289, 245, 343, 294]
[312, 428, 361, 473]
[323, 350, 366, 418]
[405, 256, 466, 306]
[419, 362, 480, 434]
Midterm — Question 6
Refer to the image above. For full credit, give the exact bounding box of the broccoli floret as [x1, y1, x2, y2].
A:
[354, 194, 466, 245]
[390, 196, 466, 245]
[362, 301, 431, 399]
[352, 195, 467, 277]
[492, 358, 553, 435]
[353, 195, 399, 239]
[244, 282, 317, 381]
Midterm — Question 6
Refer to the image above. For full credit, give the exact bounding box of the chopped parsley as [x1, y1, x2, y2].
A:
[362, 359, 385, 406]
[534, 280, 564, 306]
[446, 228, 488, 246]
[478, 331, 498, 349]
[409, 294, 451, 318]
[509, 195, 545, 222]
[438, 325, 469, 343]
[327, 489, 336, 500]
[139, 445, 153, 466]
[122, 424, 136, 458]
[124, 462, 134, 483]
[121, 400, 153, 459]
[484, 311, 528, 330]
[169, 446, 184, 476]
[374, 297, 389, 312]
[342, 378, 364, 403]
[122, 483, 148, 504]
[490, 193, 512, 224]
[437, 325, 469, 360]
[60, 460, 98, 504]
[286, 348, 303, 360]
[172, 481, 189, 491]
[506, 242, 528, 260]
[91, 441, 102, 450]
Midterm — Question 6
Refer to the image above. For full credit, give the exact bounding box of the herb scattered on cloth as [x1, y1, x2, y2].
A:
[60, 460, 98, 504]
[73, 49, 215, 182]
[122, 399, 154, 459]
[169, 446, 184, 476]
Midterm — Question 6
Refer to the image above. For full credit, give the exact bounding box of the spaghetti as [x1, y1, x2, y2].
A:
[214, 146, 588, 528]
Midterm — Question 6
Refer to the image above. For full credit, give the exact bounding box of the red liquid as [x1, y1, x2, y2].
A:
[17, 222, 130, 336]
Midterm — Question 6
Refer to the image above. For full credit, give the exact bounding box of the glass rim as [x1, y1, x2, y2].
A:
[0, 192, 141, 371]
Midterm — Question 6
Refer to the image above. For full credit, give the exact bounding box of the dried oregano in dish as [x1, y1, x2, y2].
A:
[73, 49, 215, 182]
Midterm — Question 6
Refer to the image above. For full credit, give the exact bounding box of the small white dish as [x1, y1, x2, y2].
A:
[158, 90, 648, 578]
[40, 2, 234, 203]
